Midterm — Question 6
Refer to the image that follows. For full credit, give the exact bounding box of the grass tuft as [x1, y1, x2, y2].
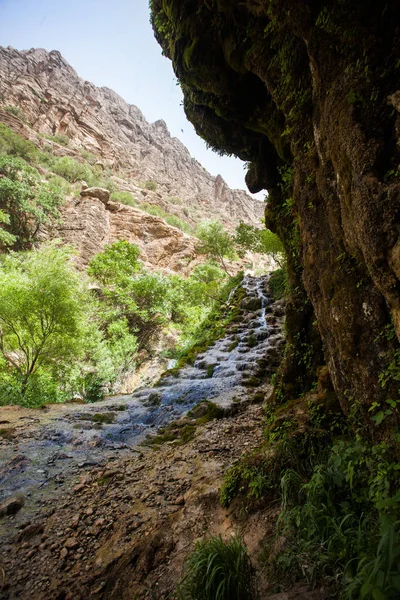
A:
[178, 534, 257, 600]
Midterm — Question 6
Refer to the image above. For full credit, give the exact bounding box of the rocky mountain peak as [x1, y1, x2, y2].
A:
[0, 45, 264, 232]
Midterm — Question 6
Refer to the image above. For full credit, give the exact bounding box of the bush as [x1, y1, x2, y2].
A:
[169, 196, 183, 205]
[0, 155, 63, 249]
[268, 439, 400, 598]
[139, 202, 165, 217]
[52, 156, 94, 183]
[178, 534, 257, 600]
[143, 179, 157, 191]
[0, 123, 38, 162]
[3, 105, 22, 118]
[110, 191, 137, 206]
[46, 133, 69, 146]
[80, 148, 97, 165]
[165, 214, 193, 234]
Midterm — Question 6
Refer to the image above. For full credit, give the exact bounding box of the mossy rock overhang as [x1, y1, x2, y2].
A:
[151, 0, 400, 426]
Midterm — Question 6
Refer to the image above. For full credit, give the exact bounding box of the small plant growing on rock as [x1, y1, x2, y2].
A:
[3, 105, 22, 118]
[110, 191, 137, 206]
[143, 179, 157, 191]
[178, 534, 257, 600]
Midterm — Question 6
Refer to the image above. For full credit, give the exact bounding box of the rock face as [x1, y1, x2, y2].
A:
[0, 45, 263, 231]
[55, 193, 198, 272]
[151, 1, 400, 424]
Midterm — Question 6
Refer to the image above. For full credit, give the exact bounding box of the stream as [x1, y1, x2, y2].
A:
[0, 275, 285, 510]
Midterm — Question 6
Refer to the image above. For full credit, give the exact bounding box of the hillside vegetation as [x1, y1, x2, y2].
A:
[0, 123, 280, 407]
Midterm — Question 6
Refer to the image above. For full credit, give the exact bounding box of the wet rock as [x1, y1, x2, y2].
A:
[18, 523, 44, 541]
[241, 297, 262, 311]
[0, 494, 25, 518]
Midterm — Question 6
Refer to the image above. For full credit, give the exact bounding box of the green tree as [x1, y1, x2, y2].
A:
[0, 156, 63, 249]
[0, 244, 90, 396]
[89, 240, 170, 347]
[234, 222, 285, 267]
[196, 220, 236, 275]
[88, 239, 141, 283]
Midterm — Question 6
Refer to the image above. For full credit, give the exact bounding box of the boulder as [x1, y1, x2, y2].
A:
[80, 187, 110, 204]
[0, 494, 25, 518]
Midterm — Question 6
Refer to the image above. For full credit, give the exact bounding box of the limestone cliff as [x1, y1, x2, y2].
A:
[151, 0, 400, 426]
[0, 45, 263, 232]
[44, 191, 199, 273]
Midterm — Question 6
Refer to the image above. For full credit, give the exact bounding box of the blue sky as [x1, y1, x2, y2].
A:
[0, 0, 265, 200]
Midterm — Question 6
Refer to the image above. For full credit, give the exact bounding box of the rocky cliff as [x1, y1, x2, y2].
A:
[151, 0, 400, 429]
[0, 46, 263, 233]
[45, 191, 199, 273]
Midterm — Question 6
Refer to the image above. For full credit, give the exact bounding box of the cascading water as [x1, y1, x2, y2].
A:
[0, 276, 285, 504]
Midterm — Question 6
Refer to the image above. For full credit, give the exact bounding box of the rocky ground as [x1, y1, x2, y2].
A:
[0, 277, 326, 599]
[0, 399, 325, 600]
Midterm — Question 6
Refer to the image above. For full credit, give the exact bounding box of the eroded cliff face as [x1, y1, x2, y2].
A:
[0, 45, 263, 231]
[44, 192, 199, 273]
[151, 1, 400, 422]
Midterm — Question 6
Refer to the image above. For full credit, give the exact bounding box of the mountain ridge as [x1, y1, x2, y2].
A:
[0, 45, 264, 231]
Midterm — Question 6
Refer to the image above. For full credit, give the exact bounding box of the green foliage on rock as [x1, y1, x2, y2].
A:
[51, 155, 94, 183]
[178, 534, 257, 600]
[45, 133, 70, 146]
[0, 155, 63, 249]
[138, 201, 194, 234]
[0, 123, 38, 162]
[110, 190, 137, 206]
[143, 179, 157, 191]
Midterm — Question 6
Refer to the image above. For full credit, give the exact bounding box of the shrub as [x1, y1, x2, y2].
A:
[3, 105, 22, 118]
[165, 214, 193, 234]
[143, 179, 157, 191]
[0, 155, 63, 249]
[0, 123, 38, 162]
[178, 534, 257, 600]
[169, 196, 183, 205]
[139, 202, 165, 217]
[268, 439, 400, 598]
[52, 156, 94, 183]
[46, 133, 69, 146]
[110, 191, 137, 206]
[80, 148, 97, 165]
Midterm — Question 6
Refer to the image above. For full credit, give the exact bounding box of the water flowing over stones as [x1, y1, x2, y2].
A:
[0, 276, 284, 509]
[0, 275, 286, 600]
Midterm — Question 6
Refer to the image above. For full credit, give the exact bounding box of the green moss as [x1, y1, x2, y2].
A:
[269, 269, 286, 300]
[142, 401, 224, 448]
[207, 364, 215, 377]
[0, 427, 15, 440]
[91, 412, 116, 424]
[228, 337, 239, 352]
